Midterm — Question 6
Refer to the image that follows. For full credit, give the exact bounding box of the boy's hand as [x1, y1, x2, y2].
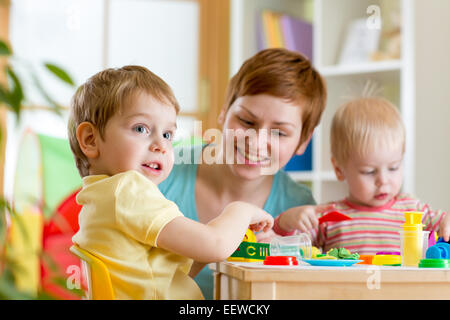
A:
[278, 204, 336, 234]
[438, 212, 450, 242]
[249, 209, 274, 233]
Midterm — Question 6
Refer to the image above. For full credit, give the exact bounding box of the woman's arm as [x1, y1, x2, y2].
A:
[156, 201, 273, 263]
[189, 262, 206, 278]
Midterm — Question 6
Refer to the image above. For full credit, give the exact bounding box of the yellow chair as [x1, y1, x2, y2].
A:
[69, 245, 115, 300]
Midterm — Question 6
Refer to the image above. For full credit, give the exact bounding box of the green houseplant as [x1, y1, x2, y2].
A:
[0, 38, 80, 299]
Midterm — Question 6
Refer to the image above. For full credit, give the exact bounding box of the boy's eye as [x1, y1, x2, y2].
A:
[133, 125, 149, 135]
[361, 170, 375, 175]
[389, 166, 399, 171]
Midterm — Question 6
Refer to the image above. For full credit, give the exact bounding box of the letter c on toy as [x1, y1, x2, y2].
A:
[247, 246, 256, 256]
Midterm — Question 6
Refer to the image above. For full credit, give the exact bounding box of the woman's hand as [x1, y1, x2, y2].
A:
[277, 204, 336, 234]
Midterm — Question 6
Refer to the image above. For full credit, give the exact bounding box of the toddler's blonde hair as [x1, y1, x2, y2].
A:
[330, 97, 405, 166]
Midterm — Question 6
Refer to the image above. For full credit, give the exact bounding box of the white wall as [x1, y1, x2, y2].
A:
[414, 0, 450, 211]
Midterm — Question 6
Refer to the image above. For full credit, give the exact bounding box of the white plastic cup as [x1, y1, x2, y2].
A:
[269, 234, 312, 259]
[399, 230, 429, 266]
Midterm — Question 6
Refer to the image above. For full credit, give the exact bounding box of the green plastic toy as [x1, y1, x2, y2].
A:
[228, 241, 270, 262]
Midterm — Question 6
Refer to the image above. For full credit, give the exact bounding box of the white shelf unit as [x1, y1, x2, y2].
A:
[230, 0, 414, 204]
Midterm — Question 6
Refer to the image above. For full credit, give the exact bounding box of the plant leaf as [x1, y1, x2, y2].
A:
[44, 63, 75, 86]
[0, 276, 33, 300]
[0, 197, 29, 244]
[30, 72, 63, 116]
[0, 80, 21, 120]
[0, 84, 12, 106]
[6, 66, 24, 117]
[0, 40, 12, 56]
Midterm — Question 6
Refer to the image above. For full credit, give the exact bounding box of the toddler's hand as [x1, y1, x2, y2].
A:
[438, 212, 450, 242]
[249, 209, 274, 233]
[255, 229, 278, 243]
[278, 204, 336, 234]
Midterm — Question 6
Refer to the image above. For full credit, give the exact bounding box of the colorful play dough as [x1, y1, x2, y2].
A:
[327, 248, 360, 260]
[311, 246, 322, 258]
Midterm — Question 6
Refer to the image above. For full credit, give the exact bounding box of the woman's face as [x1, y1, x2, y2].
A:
[219, 94, 309, 180]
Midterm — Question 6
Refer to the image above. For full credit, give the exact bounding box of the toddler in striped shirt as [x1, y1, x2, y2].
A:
[274, 97, 449, 255]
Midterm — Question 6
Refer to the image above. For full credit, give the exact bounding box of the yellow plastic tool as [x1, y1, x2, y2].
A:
[70, 245, 115, 300]
[404, 212, 423, 228]
[401, 212, 424, 266]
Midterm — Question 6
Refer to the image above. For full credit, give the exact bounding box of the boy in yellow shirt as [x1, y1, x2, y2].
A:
[68, 65, 273, 299]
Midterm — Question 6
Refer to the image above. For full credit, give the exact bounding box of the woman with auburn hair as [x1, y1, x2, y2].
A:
[158, 48, 328, 299]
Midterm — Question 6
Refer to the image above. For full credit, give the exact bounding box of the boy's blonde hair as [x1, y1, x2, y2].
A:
[330, 97, 405, 166]
[224, 48, 327, 146]
[68, 65, 180, 177]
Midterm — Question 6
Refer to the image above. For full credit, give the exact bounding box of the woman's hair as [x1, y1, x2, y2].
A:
[68, 65, 180, 177]
[330, 97, 405, 166]
[223, 48, 327, 146]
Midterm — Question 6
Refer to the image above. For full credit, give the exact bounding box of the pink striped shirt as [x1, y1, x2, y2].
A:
[309, 194, 447, 255]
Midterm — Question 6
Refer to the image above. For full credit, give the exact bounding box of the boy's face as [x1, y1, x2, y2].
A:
[219, 94, 308, 179]
[334, 146, 404, 207]
[92, 92, 176, 185]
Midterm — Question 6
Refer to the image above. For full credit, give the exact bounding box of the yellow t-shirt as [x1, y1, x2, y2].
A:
[72, 170, 204, 300]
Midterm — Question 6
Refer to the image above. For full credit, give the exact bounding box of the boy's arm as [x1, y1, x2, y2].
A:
[156, 201, 273, 263]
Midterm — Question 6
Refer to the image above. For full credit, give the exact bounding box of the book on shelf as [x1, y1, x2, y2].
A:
[260, 10, 283, 49]
[257, 10, 313, 62]
[280, 14, 313, 62]
[272, 12, 284, 48]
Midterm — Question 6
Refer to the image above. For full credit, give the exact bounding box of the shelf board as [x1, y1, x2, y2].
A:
[287, 170, 337, 182]
[318, 60, 403, 77]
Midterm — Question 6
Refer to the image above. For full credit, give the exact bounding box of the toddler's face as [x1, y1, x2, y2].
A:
[94, 92, 176, 185]
[219, 94, 305, 179]
[338, 147, 404, 207]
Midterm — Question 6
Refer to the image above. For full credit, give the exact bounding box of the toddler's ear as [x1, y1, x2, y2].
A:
[331, 157, 345, 181]
[76, 122, 100, 159]
[294, 132, 313, 155]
